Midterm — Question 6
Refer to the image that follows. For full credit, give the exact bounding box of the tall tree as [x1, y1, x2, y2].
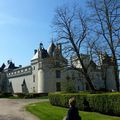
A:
[87, 38, 109, 91]
[88, 0, 120, 91]
[52, 5, 95, 91]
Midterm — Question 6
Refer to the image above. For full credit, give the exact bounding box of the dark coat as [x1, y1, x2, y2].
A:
[66, 106, 81, 120]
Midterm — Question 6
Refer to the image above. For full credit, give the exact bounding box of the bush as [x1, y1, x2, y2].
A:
[0, 93, 13, 98]
[15, 93, 48, 98]
[14, 93, 25, 98]
[49, 92, 120, 116]
[49, 92, 88, 110]
[62, 81, 77, 93]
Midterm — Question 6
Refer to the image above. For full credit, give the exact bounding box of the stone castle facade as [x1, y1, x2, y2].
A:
[0, 42, 118, 94]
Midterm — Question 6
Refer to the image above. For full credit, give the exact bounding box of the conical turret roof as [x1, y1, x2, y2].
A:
[31, 50, 38, 61]
[47, 42, 56, 56]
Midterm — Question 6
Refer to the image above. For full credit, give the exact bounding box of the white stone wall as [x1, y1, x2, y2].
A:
[6, 59, 116, 94]
[90, 72, 104, 90]
[7, 65, 39, 93]
[0, 73, 6, 92]
[62, 69, 86, 91]
[37, 60, 61, 93]
[106, 66, 116, 90]
[9, 74, 33, 93]
[31, 63, 39, 93]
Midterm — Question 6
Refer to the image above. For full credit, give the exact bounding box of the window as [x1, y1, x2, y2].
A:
[66, 75, 70, 81]
[39, 62, 42, 69]
[56, 61, 60, 67]
[96, 74, 100, 80]
[33, 75, 35, 82]
[33, 66, 35, 70]
[72, 73, 75, 80]
[33, 87, 35, 92]
[56, 82, 61, 91]
[56, 70, 61, 78]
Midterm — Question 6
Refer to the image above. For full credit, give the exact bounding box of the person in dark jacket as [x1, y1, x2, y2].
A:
[66, 97, 81, 120]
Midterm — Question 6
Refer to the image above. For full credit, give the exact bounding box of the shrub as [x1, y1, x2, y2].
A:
[49, 92, 88, 110]
[49, 92, 120, 116]
[14, 93, 25, 98]
[62, 81, 77, 93]
[0, 93, 12, 98]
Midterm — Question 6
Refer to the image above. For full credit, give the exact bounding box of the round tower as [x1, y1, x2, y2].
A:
[37, 43, 49, 93]
[38, 63, 46, 93]
[38, 58, 56, 93]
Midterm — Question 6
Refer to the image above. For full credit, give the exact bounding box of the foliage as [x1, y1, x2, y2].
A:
[0, 93, 48, 99]
[62, 81, 77, 93]
[26, 101, 120, 120]
[0, 93, 13, 98]
[49, 92, 120, 116]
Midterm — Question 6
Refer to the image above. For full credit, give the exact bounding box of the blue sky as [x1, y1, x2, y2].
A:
[0, 0, 86, 67]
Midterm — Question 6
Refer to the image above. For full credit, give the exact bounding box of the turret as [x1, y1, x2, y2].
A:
[47, 42, 56, 56]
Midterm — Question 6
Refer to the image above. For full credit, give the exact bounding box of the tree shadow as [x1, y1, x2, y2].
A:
[21, 79, 29, 94]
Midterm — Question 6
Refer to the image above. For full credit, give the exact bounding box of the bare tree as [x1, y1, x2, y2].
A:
[88, 0, 120, 91]
[52, 5, 95, 91]
[87, 37, 109, 91]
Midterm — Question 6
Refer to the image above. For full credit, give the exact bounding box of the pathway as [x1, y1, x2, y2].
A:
[0, 98, 48, 120]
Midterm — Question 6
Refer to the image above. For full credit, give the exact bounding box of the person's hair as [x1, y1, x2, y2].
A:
[69, 97, 76, 107]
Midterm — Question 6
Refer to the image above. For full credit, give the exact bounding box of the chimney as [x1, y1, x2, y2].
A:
[34, 49, 37, 55]
[19, 65, 22, 68]
[57, 43, 62, 55]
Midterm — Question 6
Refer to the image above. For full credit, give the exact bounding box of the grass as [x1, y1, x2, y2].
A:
[26, 102, 120, 120]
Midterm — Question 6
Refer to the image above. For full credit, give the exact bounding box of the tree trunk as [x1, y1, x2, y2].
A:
[77, 55, 96, 91]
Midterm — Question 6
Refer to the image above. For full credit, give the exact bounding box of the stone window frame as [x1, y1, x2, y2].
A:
[33, 74, 35, 82]
[56, 70, 61, 78]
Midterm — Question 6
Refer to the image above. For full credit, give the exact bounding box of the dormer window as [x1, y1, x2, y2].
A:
[56, 70, 61, 78]
[56, 61, 60, 67]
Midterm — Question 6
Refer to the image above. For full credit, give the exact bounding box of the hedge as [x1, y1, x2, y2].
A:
[48, 92, 120, 116]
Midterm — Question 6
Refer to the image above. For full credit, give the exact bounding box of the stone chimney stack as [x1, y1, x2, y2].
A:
[57, 43, 62, 55]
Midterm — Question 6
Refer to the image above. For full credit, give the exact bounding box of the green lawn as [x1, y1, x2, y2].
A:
[26, 102, 120, 120]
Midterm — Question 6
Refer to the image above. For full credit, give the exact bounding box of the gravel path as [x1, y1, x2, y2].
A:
[0, 98, 48, 120]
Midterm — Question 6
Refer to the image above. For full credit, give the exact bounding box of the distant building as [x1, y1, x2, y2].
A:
[0, 42, 118, 94]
